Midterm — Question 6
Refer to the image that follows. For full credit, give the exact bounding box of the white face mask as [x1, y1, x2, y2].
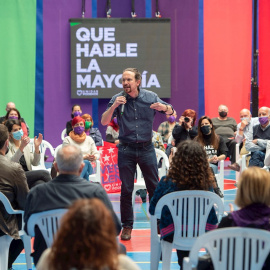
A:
[240, 117, 250, 123]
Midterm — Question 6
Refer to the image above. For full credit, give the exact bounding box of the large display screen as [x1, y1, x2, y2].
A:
[69, 18, 171, 99]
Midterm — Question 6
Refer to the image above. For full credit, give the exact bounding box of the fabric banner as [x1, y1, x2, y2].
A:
[204, 0, 252, 120]
[98, 142, 121, 193]
[0, 0, 36, 135]
[259, 0, 270, 107]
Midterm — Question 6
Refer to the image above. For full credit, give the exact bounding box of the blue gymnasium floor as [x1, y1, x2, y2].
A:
[12, 169, 237, 270]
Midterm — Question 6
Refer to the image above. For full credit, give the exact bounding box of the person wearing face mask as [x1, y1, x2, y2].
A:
[63, 116, 100, 180]
[66, 104, 82, 136]
[228, 109, 259, 171]
[81, 113, 103, 146]
[212, 104, 237, 164]
[245, 107, 270, 168]
[4, 107, 29, 137]
[106, 117, 120, 144]
[195, 116, 227, 175]
[157, 110, 177, 143]
[172, 109, 198, 147]
[4, 119, 52, 189]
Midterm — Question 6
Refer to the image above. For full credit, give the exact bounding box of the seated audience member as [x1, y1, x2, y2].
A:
[0, 102, 16, 123]
[212, 104, 237, 164]
[157, 110, 178, 143]
[63, 116, 100, 180]
[66, 104, 82, 136]
[245, 106, 270, 168]
[81, 113, 103, 146]
[5, 119, 51, 189]
[0, 124, 29, 269]
[106, 117, 119, 144]
[4, 108, 29, 137]
[172, 109, 198, 147]
[24, 144, 121, 265]
[152, 130, 165, 152]
[36, 198, 140, 270]
[217, 167, 270, 269]
[195, 116, 227, 174]
[149, 140, 218, 269]
[229, 108, 259, 171]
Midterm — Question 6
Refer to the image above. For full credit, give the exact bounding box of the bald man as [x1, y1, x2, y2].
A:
[0, 102, 16, 123]
[229, 109, 259, 171]
[245, 107, 270, 167]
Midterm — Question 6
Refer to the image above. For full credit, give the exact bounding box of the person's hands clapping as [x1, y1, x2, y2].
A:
[19, 136, 30, 153]
[209, 155, 219, 164]
[34, 133, 43, 153]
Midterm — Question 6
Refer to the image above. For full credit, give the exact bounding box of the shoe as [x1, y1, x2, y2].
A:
[121, 227, 132, 241]
[214, 187, 224, 198]
[139, 189, 147, 203]
[228, 163, 240, 172]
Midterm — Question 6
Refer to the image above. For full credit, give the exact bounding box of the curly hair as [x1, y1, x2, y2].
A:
[166, 140, 214, 190]
[49, 198, 118, 270]
[81, 113, 94, 127]
[181, 109, 197, 126]
[195, 116, 220, 150]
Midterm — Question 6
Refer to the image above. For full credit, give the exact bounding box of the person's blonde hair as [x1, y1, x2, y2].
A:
[235, 167, 270, 208]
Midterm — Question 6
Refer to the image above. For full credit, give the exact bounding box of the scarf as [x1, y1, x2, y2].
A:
[231, 203, 270, 230]
[69, 130, 87, 144]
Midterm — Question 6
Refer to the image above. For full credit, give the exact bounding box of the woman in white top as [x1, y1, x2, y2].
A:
[5, 119, 51, 188]
[63, 116, 100, 180]
[36, 198, 141, 270]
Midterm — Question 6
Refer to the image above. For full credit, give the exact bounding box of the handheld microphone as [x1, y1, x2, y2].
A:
[121, 92, 127, 115]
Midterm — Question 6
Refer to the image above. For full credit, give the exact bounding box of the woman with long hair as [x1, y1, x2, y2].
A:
[36, 198, 141, 270]
[172, 109, 198, 147]
[4, 107, 29, 137]
[81, 113, 103, 146]
[5, 119, 51, 188]
[195, 115, 227, 174]
[149, 140, 218, 269]
[217, 167, 270, 269]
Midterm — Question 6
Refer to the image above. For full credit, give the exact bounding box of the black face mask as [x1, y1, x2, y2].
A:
[219, 111, 227, 118]
[201, 125, 211, 135]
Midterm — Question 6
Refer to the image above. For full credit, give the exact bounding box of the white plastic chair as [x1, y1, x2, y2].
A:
[215, 160, 224, 201]
[29, 139, 55, 171]
[27, 209, 67, 248]
[0, 192, 32, 270]
[183, 227, 270, 270]
[132, 148, 169, 205]
[61, 128, 67, 141]
[150, 190, 224, 270]
[88, 159, 101, 183]
[54, 144, 62, 158]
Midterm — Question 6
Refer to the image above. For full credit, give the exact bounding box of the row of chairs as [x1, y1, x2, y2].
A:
[2, 190, 270, 270]
[29, 139, 101, 183]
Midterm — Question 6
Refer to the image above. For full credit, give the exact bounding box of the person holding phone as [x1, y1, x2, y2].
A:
[172, 109, 198, 147]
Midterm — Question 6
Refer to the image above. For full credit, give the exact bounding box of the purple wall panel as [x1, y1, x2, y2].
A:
[43, 0, 199, 147]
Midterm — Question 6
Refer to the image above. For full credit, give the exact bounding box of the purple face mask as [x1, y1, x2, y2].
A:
[259, 116, 269, 126]
[74, 126, 85, 135]
[113, 118, 118, 125]
[168, 115, 176, 123]
[73, 111, 82, 117]
[9, 116, 18, 119]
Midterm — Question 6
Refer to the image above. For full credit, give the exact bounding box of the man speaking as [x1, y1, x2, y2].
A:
[101, 68, 173, 240]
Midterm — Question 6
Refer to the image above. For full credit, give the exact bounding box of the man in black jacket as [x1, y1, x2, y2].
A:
[24, 144, 121, 265]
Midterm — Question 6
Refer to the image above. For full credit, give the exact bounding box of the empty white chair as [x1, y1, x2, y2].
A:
[150, 190, 224, 270]
[215, 160, 224, 201]
[0, 192, 32, 270]
[27, 209, 67, 247]
[132, 148, 169, 205]
[29, 139, 55, 171]
[183, 227, 270, 270]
